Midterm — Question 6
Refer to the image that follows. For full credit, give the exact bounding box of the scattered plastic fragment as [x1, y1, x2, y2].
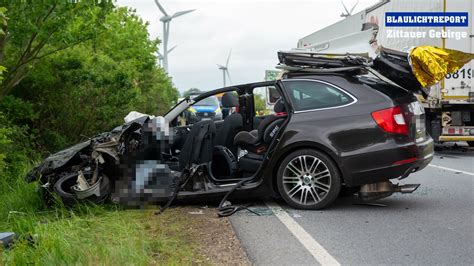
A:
[245, 207, 273, 216]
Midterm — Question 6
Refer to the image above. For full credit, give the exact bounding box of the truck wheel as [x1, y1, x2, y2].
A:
[277, 149, 341, 210]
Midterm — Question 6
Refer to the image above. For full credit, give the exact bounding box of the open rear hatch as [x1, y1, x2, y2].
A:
[278, 49, 426, 96]
[279, 46, 474, 97]
[372, 47, 424, 95]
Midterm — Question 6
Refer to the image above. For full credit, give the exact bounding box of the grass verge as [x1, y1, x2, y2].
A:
[1, 177, 203, 265]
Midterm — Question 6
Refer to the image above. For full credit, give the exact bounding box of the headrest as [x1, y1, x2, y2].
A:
[221, 92, 239, 108]
[274, 98, 286, 113]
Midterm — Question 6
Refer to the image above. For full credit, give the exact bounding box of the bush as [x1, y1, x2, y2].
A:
[0, 112, 37, 181]
[0, 118, 12, 171]
[12, 7, 178, 153]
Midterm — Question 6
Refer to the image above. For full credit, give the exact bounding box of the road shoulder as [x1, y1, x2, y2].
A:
[183, 206, 250, 265]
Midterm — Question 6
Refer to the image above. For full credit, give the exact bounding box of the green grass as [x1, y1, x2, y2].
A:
[0, 175, 202, 265]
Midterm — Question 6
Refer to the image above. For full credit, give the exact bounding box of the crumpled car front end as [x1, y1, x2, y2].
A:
[26, 115, 177, 206]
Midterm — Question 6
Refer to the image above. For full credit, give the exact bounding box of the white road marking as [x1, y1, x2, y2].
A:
[428, 164, 474, 176]
[264, 201, 340, 266]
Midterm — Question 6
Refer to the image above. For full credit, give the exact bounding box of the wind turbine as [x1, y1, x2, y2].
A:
[217, 49, 232, 87]
[156, 45, 176, 68]
[340, 0, 359, 18]
[154, 0, 195, 72]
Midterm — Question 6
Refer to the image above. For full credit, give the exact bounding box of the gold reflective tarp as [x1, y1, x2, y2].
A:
[409, 46, 474, 88]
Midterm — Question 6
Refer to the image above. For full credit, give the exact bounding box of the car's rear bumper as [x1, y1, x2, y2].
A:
[342, 136, 434, 187]
[398, 137, 434, 178]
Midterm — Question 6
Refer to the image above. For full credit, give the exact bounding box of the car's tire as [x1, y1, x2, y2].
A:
[277, 149, 341, 210]
[53, 171, 110, 206]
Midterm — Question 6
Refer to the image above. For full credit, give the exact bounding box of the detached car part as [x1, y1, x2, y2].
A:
[358, 181, 420, 201]
[0, 232, 16, 249]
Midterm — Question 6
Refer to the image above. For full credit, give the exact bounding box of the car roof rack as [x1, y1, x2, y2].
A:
[276, 50, 372, 73]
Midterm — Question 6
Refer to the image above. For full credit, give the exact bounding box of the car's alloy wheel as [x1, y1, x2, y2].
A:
[277, 149, 341, 210]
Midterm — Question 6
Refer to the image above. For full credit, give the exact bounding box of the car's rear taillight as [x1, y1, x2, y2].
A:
[371, 106, 408, 135]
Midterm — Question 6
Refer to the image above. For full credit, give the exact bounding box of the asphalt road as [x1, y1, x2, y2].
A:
[230, 146, 474, 265]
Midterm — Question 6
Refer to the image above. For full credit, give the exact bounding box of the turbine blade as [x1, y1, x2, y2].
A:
[349, 0, 359, 14]
[217, 64, 225, 69]
[226, 49, 232, 68]
[154, 0, 168, 16]
[167, 45, 177, 54]
[226, 70, 232, 84]
[171, 9, 195, 19]
[340, 0, 350, 15]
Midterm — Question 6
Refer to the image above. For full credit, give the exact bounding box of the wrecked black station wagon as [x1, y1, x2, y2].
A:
[27, 49, 436, 213]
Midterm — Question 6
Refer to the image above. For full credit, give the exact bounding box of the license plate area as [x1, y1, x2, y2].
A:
[407, 101, 426, 142]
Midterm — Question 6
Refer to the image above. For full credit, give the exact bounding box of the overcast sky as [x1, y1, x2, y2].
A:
[117, 0, 379, 93]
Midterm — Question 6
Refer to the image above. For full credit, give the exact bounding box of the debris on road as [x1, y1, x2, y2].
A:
[188, 209, 204, 215]
[353, 202, 388, 207]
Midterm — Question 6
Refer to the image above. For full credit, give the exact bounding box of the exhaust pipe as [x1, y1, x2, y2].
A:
[393, 183, 420, 193]
[358, 181, 420, 201]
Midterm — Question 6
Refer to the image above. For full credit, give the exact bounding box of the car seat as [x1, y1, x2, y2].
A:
[233, 98, 287, 173]
[215, 92, 243, 155]
[210, 145, 239, 180]
[233, 98, 287, 154]
[178, 120, 216, 170]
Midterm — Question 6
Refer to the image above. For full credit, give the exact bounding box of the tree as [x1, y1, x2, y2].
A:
[182, 88, 202, 97]
[0, 2, 113, 99]
[11, 7, 178, 151]
[254, 93, 266, 114]
[0, 7, 6, 85]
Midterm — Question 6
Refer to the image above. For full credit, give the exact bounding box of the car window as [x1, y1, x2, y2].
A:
[267, 86, 281, 104]
[283, 80, 354, 111]
[253, 86, 276, 116]
[193, 95, 220, 106]
[176, 94, 225, 126]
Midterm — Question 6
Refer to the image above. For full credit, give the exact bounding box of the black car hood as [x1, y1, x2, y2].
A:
[35, 140, 91, 176]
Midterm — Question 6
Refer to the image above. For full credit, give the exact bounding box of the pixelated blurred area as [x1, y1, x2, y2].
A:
[112, 117, 178, 206]
[26, 113, 182, 207]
